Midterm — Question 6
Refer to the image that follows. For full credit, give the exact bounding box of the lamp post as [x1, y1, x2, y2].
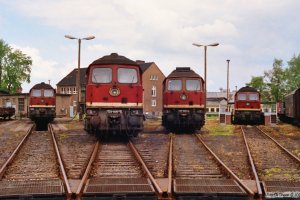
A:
[65, 35, 95, 119]
[226, 59, 230, 112]
[192, 42, 219, 113]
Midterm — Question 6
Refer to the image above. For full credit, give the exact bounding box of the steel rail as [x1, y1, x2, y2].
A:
[75, 141, 99, 199]
[241, 126, 263, 199]
[49, 124, 72, 199]
[195, 134, 255, 197]
[128, 140, 163, 196]
[256, 126, 300, 163]
[167, 134, 173, 197]
[0, 124, 34, 179]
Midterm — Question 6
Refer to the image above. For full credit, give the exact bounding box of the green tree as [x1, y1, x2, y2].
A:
[246, 76, 269, 101]
[286, 54, 300, 91]
[264, 59, 287, 102]
[0, 39, 32, 93]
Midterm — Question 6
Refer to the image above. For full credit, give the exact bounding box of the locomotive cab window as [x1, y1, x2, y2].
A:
[44, 89, 54, 97]
[249, 93, 259, 100]
[186, 79, 201, 91]
[237, 93, 247, 100]
[31, 89, 42, 97]
[92, 68, 112, 83]
[167, 79, 182, 91]
[118, 68, 138, 83]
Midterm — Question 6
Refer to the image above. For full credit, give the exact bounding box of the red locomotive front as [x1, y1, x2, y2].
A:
[85, 53, 143, 137]
[233, 86, 264, 124]
[162, 67, 205, 132]
[29, 82, 56, 129]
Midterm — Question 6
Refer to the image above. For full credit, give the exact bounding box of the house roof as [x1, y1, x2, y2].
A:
[56, 67, 87, 86]
[207, 91, 236, 103]
[139, 62, 153, 73]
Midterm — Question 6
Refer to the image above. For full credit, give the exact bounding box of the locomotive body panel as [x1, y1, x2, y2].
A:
[162, 67, 205, 133]
[85, 53, 144, 137]
[233, 86, 264, 124]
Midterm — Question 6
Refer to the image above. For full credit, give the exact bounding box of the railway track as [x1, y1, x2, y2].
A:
[132, 132, 171, 198]
[259, 125, 300, 159]
[242, 126, 300, 199]
[0, 123, 74, 199]
[172, 133, 251, 199]
[76, 137, 158, 199]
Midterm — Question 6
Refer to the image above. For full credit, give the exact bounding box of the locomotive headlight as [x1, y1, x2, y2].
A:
[246, 102, 250, 106]
[180, 93, 188, 100]
[109, 87, 120, 96]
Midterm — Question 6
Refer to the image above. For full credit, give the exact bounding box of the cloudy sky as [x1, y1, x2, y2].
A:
[0, 0, 299, 92]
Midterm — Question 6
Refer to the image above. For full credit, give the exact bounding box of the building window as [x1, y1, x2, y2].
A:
[211, 108, 215, 112]
[67, 88, 71, 94]
[18, 98, 25, 111]
[216, 108, 219, 112]
[151, 86, 156, 97]
[151, 99, 156, 107]
[61, 87, 65, 94]
[150, 75, 158, 80]
[73, 87, 77, 94]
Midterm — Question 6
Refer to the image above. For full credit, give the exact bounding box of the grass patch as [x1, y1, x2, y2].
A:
[205, 123, 234, 136]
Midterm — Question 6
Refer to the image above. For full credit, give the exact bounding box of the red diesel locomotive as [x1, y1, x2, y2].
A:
[162, 67, 205, 132]
[85, 53, 144, 137]
[233, 86, 264, 124]
[29, 82, 56, 128]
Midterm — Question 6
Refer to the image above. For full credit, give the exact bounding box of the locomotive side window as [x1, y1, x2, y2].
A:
[118, 68, 138, 83]
[44, 89, 54, 97]
[31, 89, 42, 97]
[92, 68, 112, 83]
[168, 79, 182, 91]
[249, 93, 259, 100]
[186, 79, 201, 91]
[237, 93, 247, 100]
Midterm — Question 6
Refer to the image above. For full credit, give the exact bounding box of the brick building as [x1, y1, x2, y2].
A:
[138, 61, 165, 117]
[56, 68, 87, 117]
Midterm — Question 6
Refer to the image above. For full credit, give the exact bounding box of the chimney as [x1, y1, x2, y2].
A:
[17, 87, 23, 94]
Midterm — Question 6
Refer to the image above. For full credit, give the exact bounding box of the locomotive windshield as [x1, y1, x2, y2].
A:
[249, 93, 259, 100]
[168, 79, 182, 91]
[44, 89, 54, 97]
[237, 93, 247, 100]
[186, 79, 201, 91]
[118, 68, 138, 83]
[31, 89, 42, 97]
[92, 68, 112, 83]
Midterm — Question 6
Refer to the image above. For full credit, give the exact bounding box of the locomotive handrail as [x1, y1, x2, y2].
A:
[195, 134, 255, 197]
[49, 124, 72, 198]
[128, 140, 164, 196]
[0, 124, 34, 179]
[256, 126, 300, 163]
[240, 126, 263, 199]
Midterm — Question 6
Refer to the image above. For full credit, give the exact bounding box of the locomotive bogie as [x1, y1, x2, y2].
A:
[162, 108, 204, 132]
[29, 107, 56, 122]
[233, 110, 264, 124]
[85, 108, 143, 137]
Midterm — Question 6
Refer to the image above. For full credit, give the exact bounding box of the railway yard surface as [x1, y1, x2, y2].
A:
[0, 118, 299, 200]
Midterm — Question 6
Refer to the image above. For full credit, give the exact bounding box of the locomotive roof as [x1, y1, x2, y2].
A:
[31, 82, 54, 90]
[90, 53, 139, 66]
[237, 86, 258, 93]
[167, 67, 201, 78]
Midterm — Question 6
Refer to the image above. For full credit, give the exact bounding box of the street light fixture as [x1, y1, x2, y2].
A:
[192, 42, 219, 113]
[226, 59, 230, 112]
[65, 35, 95, 119]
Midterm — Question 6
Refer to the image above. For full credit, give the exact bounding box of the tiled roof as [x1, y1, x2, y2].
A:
[139, 62, 153, 73]
[56, 67, 87, 86]
[207, 91, 236, 103]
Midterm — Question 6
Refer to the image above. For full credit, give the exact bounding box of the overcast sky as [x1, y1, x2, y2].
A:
[1, 0, 299, 92]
